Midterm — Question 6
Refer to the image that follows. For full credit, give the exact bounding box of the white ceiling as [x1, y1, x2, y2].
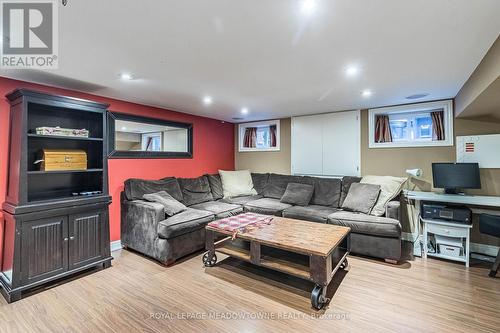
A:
[1, 0, 500, 122]
[115, 120, 184, 134]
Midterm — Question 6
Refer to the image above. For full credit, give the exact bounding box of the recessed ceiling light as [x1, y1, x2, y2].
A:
[361, 89, 372, 98]
[406, 93, 429, 100]
[121, 126, 127, 130]
[203, 96, 213, 105]
[300, 0, 317, 16]
[119, 73, 134, 80]
[241, 107, 249, 115]
[345, 65, 359, 77]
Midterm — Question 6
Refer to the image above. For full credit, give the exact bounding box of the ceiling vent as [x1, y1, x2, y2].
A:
[406, 93, 429, 100]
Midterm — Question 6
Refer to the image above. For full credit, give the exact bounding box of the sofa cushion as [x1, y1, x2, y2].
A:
[327, 211, 401, 238]
[124, 177, 183, 202]
[340, 176, 362, 206]
[142, 191, 187, 217]
[178, 176, 214, 206]
[219, 170, 258, 198]
[220, 195, 263, 205]
[262, 174, 305, 199]
[206, 174, 224, 200]
[280, 183, 314, 206]
[341, 183, 381, 214]
[361, 175, 406, 217]
[157, 208, 215, 239]
[244, 197, 292, 216]
[251, 173, 269, 195]
[282, 205, 340, 223]
[190, 201, 243, 219]
[305, 176, 342, 207]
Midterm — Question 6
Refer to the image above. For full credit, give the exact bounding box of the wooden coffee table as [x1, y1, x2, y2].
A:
[203, 216, 351, 310]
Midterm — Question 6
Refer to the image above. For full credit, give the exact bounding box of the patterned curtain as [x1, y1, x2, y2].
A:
[243, 127, 257, 148]
[431, 110, 445, 141]
[269, 125, 277, 147]
[375, 115, 392, 143]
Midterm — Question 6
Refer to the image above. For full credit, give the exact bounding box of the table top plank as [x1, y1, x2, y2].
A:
[207, 217, 350, 257]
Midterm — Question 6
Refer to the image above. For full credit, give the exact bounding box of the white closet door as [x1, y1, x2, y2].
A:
[291, 115, 323, 175]
[322, 110, 360, 176]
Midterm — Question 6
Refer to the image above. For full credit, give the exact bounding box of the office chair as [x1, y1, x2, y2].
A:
[479, 214, 500, 277]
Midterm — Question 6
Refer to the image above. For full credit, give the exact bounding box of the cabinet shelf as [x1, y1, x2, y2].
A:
[28, 134, 103, 141]
[27, 169, 103, 175]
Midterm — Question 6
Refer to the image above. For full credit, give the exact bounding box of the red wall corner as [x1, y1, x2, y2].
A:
[0, 76, 235, 249]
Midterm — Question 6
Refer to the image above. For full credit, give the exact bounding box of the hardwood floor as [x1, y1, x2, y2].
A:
[0, 249, 499, 333]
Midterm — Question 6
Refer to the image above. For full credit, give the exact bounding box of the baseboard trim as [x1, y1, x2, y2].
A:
[470, 242, 499, 257]
[110, 240, 123, 252]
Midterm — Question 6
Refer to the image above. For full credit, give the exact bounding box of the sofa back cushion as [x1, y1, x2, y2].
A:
[340, 176, 362, 206]
[124, 177, 183, 202]
[219, 170, 258, 198]
[305, 176, 342, 207]
[262, 174, 305, 199]
[341, 183, 381, 214]
[206, 174, 224, 200]
[360, 175, 406, 217]
[178, 176, 214, 206]
[251, 173, 269, 195]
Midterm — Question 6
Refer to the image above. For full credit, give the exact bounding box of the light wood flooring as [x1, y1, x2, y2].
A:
[0, 249, 499, 333]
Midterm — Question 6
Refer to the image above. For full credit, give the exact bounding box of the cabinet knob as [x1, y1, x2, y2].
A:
[63, 237, 69, 241]
[70, 236, 75, 240]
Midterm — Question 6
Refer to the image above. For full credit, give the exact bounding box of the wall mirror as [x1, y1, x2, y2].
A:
[107, 112, 193, 158]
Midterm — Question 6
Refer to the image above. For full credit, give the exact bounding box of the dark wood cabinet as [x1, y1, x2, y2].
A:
[68, 209, 109, 270]
[0, 89, 112, 303]
[21, 215, 69, 285]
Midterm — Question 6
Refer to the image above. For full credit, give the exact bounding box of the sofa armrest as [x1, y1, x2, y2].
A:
[121, 199, 165, 249]
[385, 200, 401, 222]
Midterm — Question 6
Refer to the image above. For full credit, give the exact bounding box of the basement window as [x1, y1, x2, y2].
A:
[368, 100, 454, 148]
[238, 120, 280, 152]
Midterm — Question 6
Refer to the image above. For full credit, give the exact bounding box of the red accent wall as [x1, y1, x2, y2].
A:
[0, 77, 235, 253]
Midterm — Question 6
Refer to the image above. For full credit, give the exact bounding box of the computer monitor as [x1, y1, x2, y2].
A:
[432, 163, 481, 194]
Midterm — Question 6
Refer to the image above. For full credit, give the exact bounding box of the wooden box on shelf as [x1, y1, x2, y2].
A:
[0, 89, 113, 303]
[39, 149, 88, 171]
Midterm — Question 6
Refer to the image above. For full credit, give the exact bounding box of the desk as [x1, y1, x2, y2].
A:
[405, 191, 500, 207]
[404, 191, 500, 260]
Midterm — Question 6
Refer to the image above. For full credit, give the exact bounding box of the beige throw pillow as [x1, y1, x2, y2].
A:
[219, 170, 258, 198]
[361, 175, 407, 217]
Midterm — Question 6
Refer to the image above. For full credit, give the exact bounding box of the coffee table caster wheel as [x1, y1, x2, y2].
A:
[202, 252, 217, 267]
[311, 285, 327, 310]
[340, 258, 348, 270]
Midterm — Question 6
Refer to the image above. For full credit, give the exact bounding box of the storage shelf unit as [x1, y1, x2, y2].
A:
[421, 217, 472, 267]
[1, 89, 113, 303]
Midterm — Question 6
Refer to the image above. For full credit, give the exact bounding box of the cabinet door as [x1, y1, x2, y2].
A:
[322, 110, 360, 176]
[291, 115, 324, 175]
[21, 216, 68, 285]
[68, 210, 106, 270]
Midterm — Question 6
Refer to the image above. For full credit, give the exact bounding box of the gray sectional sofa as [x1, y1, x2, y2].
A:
[121, 173, 402, 266]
